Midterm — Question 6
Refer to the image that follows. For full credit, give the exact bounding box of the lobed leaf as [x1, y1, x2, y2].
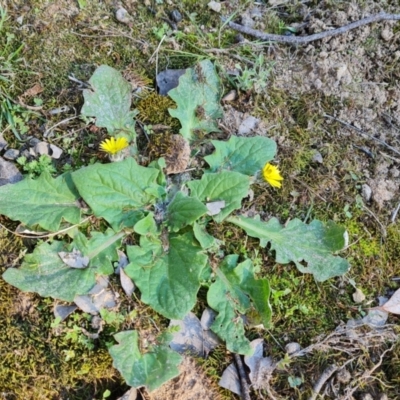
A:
[227, 215, 350, 281]
[109, 330, 182, 392]
[81, 65, 136, 133]
[187, 171, 250, 222]
[208, 255, 271, 355]
[205, 136, 277, 175]
[168, 60, 223, 141]
[0, 172, 81, 232]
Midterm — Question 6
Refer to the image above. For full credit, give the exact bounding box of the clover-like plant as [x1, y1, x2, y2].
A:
[0, 62, 350, 392]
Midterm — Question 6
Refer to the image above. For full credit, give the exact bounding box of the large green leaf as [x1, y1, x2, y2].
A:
[208, 255, 271, 355]
[2, 241, 96, 302]
[81, 65, 136, 133]
[204, 136, 277, 175]
[187, 171, 250, 222]
[0, 172, 81, 231]
[72, 158, 162, 230]
[125, 232, 208, 319]
[167, 191, 208, 232]
[168, 60, 223, 141]
[109, 330, 182, 392]
[227, 215, 350, 281]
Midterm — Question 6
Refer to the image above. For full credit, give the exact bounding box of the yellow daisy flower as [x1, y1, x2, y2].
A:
[100, 137, 129, 155]
[262, 163, 283, 188]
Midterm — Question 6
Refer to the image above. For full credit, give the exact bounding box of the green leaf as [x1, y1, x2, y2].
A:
[0, 172, 81, 231]
[167, 191, 208, 232]
[125, 232, 209, 319]
[193, 221, 221, 250]
[72, 158, 161, 230]
[204, 136, 277, 175]
[168, 60, 223, 141]
[208, 255, 271, 355]
[109, 330, 182, 392]
[134, 212, 158, 236]
[2, 241, 96, 302]
[187, 171, 250, 222]
[81, 65, 136, 133]
[227, 215, 350, 281]
[72, 229, 123, 275]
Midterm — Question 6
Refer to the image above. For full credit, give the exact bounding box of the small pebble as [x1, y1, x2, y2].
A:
[208, 1, 221, 13]
[381, 28, 393, 42]
[361, 183, 372, 202]
[0, 157, 23, 185]
[3, 148, 20, 160]
[170, 10, 182, 23]
[285, 342, 301, 355]
[49, 144, 63, 159]
[115, 7, 132, 26]
[222, 90, 237, 103]
[312, 151, 323, 164]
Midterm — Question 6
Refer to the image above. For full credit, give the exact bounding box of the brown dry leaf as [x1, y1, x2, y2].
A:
[20, 83, 43, 98]
[165, 135, 191, 174]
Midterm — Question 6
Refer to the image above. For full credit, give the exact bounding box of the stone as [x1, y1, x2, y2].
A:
[34, 141, 50, 156]
[285, 342, 301, 355]
[0, 133, 7, 151]
[3, 148, 20, 160]
[208, 1, 221, 13]
[0, 157, 23, 186]
[49, 144, 63, 159]
[361, 183, 372, 202]
[170, 10, 182, 23]
[312, 151, 323, 164]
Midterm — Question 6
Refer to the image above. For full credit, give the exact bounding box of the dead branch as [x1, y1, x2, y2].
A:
[224, 12, 400, 44]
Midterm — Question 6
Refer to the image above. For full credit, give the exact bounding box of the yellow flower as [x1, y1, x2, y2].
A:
[100, 137, 129, 155]
[262, 163, 283, 188]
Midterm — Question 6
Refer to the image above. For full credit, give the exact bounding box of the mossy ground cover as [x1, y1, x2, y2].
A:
[1, 1, 399, 399]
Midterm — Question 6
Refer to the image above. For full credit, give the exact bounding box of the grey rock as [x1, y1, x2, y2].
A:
[156, 68, 187, 95]
[3, 148, 20, 160]
[361, 183, 372, 202]
[0, 133, 7, 151]
[285, 342, 301, 355]
[0, 157, 23, 186]
[29, 137, 41, 147]
[34, 141, 50, 156]
[49, 144, 63, 159]
[312, 151, 323, 164]
[170, 10, 182, 23]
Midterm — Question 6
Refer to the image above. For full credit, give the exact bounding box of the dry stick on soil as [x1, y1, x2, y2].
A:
[223, 12, 400, 44]
[308, 357, 357, 400]
[324, 114, 400, 158]
[233, 353, 251, 400]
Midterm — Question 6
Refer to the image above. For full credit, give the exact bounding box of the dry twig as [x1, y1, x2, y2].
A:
[223, 12, 400, 44]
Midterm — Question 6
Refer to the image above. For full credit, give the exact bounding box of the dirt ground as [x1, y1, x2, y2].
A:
[1, 0, 400, 399]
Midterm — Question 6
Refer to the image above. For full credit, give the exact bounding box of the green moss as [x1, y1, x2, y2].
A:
[136, 92, 180, 129]
[0, 228, 126, 399]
